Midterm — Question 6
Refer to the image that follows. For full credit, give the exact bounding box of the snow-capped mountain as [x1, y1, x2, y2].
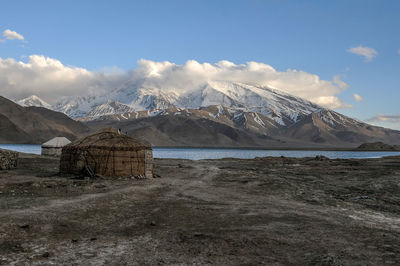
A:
[17, 95, 52, 109]
[53, 81, 321, 123]
[12, 83, 400, 147]
[86, 100, 134, 119]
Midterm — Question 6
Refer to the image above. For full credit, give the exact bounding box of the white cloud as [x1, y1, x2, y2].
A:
[3, 29, 24, 40]
[366, 114, 400, 130]
[398, 49, 400, 55]
[0, 55, 350, 109]
[366, 114, 400, 123]
[333, 75, 349, 90]
[353, 93, 364, 102]
[347, 45, 377, 61]
[313, 96, 352, 109]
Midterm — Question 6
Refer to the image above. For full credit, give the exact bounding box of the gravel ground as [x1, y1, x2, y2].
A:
[1, 153, 400, 265]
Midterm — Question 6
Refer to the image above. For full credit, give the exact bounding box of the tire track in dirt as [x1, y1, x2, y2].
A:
[0, 182, 162, 218]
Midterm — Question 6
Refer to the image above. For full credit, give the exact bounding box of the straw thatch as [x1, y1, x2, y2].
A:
[60, 128, 153, 178]
[42, 137, 71, 156]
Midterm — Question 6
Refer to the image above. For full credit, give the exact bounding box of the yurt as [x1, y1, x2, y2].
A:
[41, 137, 71, 156]
[60, 128, 153, 178]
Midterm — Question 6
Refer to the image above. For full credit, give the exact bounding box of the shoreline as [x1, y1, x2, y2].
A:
[152, 145, 400, 152]
[1, 143, 400, 152]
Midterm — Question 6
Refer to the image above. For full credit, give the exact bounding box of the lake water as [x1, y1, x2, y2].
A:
[1, 144, 400, 160]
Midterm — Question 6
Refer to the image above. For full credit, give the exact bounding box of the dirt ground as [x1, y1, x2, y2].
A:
[1, 153, 400, 265]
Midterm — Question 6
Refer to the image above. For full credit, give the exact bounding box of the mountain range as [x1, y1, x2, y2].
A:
[7, 81, 400, 147]
[53, 81, 321, 123]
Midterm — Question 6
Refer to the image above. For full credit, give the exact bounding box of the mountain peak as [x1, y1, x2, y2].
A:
[17, 95, 51, 109]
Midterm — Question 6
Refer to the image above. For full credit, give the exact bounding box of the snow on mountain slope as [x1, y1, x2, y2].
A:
[53, 94, 110, 118]
[86, 100, 133, 119]
[314, 109, 364, 128]
[80, 104, 290, 137]
[17, 95, 51, 109]
[54, 81, 321, 125]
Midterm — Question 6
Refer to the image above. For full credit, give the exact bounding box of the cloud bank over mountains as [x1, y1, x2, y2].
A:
[0, 55, 351, 109]
[0, 55, 124, 102]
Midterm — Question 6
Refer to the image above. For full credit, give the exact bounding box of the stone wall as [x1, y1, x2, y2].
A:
[0, 148, 18, 170]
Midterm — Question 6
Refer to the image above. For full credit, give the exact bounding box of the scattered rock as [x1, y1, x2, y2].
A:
[42, 251, 50, 258]
[309, 254, 343, 266]
[18, 224, 30, 229]
[71, 239, 79, 243]
[352, 195, 373, 200]
[193, 233, 207, 238]
[11, 244, 24, 252]
[150, 221, 156, 226]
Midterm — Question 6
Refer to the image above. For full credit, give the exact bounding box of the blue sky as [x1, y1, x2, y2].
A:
[1, 0, 399, 129]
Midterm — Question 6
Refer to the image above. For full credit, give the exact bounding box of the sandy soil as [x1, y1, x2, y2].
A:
[1, 153, 400, 265]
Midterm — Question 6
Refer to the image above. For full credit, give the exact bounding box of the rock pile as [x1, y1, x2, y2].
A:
[0, 149, 18, 170]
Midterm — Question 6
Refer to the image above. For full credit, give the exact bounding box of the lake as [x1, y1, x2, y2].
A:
[1, 144, 400, 160]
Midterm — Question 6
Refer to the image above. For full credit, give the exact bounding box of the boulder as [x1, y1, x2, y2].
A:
[314, 155, 329, 161]
[0, 148, 18, 170]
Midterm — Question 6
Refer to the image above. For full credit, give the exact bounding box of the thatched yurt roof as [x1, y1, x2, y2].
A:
[42, 137, 71, 148]
[63, 128, 150, 151]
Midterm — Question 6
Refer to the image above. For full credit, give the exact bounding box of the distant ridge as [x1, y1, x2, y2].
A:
[0, 96, 90, 144]
[86, 105, 400, 148]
